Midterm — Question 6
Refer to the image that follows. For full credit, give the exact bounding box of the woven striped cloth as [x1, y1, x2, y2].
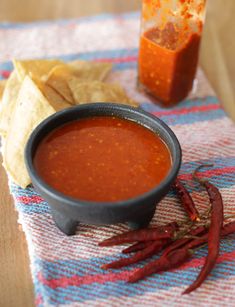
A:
[1, 12, 235, 307]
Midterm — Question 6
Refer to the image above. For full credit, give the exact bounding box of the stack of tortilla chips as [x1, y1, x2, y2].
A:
[0, 59, 137, 188]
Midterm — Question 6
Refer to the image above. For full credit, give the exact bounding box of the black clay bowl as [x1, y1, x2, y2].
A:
[25, 103, 181, 235]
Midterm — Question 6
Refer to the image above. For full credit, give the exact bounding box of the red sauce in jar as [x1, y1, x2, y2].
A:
[138, 22, 201, 105]
[34, 116, 172, 202]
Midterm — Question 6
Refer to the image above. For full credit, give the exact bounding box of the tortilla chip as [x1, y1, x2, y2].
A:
[13, 59, 63, 81]
[0, 71, 22, 136]
[0, 79, 7, 101]
[68, 80, 137, 106]
[2, 76, 57, 188]
[45, 65, 75, 104]
[45, 61, 113, 104]
[35, 79, 71, 111]
[68, 60, 112, 81]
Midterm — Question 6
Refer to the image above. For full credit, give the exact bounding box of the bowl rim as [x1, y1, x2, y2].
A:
[25, 102, 182, 209]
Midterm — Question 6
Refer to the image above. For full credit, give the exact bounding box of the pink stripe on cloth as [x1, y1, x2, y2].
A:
[16, 195, 45, 204]
[37, 250, 235, 289]
[153, 104, 220, 117]
[179, 166, 235, 181]
[0, 70, 10, 78]
[1, 12, 235, 307]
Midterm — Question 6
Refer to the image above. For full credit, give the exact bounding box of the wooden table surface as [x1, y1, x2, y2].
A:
[0, 1, 234, 306]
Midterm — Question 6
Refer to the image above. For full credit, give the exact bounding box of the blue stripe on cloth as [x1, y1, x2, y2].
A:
[141, 96, 228, 126]
[36, 260, 235, 306]
[153, 108, 225, 126]
[141, 96, 218, 111]
[34, 269, 235, 305]
[0, 12, 140, 30]
[14, 202, 50, 214]
[10, 156, 235, 215]
[34, 237, 235, 279]
[32, 239, 235, 304]
[0, 48, 138, 78]
[180, 156, 235, 173]
[0, 61, 136, 75]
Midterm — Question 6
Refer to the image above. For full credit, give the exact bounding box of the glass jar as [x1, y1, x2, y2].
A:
[138, 0, 207, 106]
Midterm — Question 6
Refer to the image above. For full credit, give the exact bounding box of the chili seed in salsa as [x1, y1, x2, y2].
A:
[34, 116, 172, 202]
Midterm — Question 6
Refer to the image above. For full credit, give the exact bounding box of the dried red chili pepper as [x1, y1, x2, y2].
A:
[128, 248, 192, 283]
[102, 239, 169, 269]
[127, 221, 235, 283]
[174, 178, 200, 222]
[122, 241, 154, 254]
[183, 165, 224, 294]
[163, 225, 207, 256]
[183, 221, 235, 251]
[99, 222, 178, 247]
[221, 221, 235, 236]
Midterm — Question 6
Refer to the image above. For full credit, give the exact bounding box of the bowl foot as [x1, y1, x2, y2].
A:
[51, 208, 78, 235]
[127, 205, 156, 230]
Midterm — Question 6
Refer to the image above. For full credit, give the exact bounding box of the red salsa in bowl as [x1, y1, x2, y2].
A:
[25, 103, 181, 235]
[34, 116, 172, 202]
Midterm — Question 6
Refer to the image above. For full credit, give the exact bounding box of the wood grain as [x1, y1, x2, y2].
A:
[0, 0, 142, 21]
[0, 157, 34, 307]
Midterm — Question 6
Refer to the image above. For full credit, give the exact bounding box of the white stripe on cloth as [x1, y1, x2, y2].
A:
[0, 19, 139, 63]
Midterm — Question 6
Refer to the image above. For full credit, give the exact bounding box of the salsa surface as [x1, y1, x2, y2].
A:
[34, 116, 172, 202]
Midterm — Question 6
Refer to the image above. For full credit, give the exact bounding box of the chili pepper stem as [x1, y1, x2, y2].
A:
[183, 235, 204, 240]
[192, 164, 214, 185]
[177, 219, 194, 227]
[188, 249, 194, 256]
[191, 243, 208, 252]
